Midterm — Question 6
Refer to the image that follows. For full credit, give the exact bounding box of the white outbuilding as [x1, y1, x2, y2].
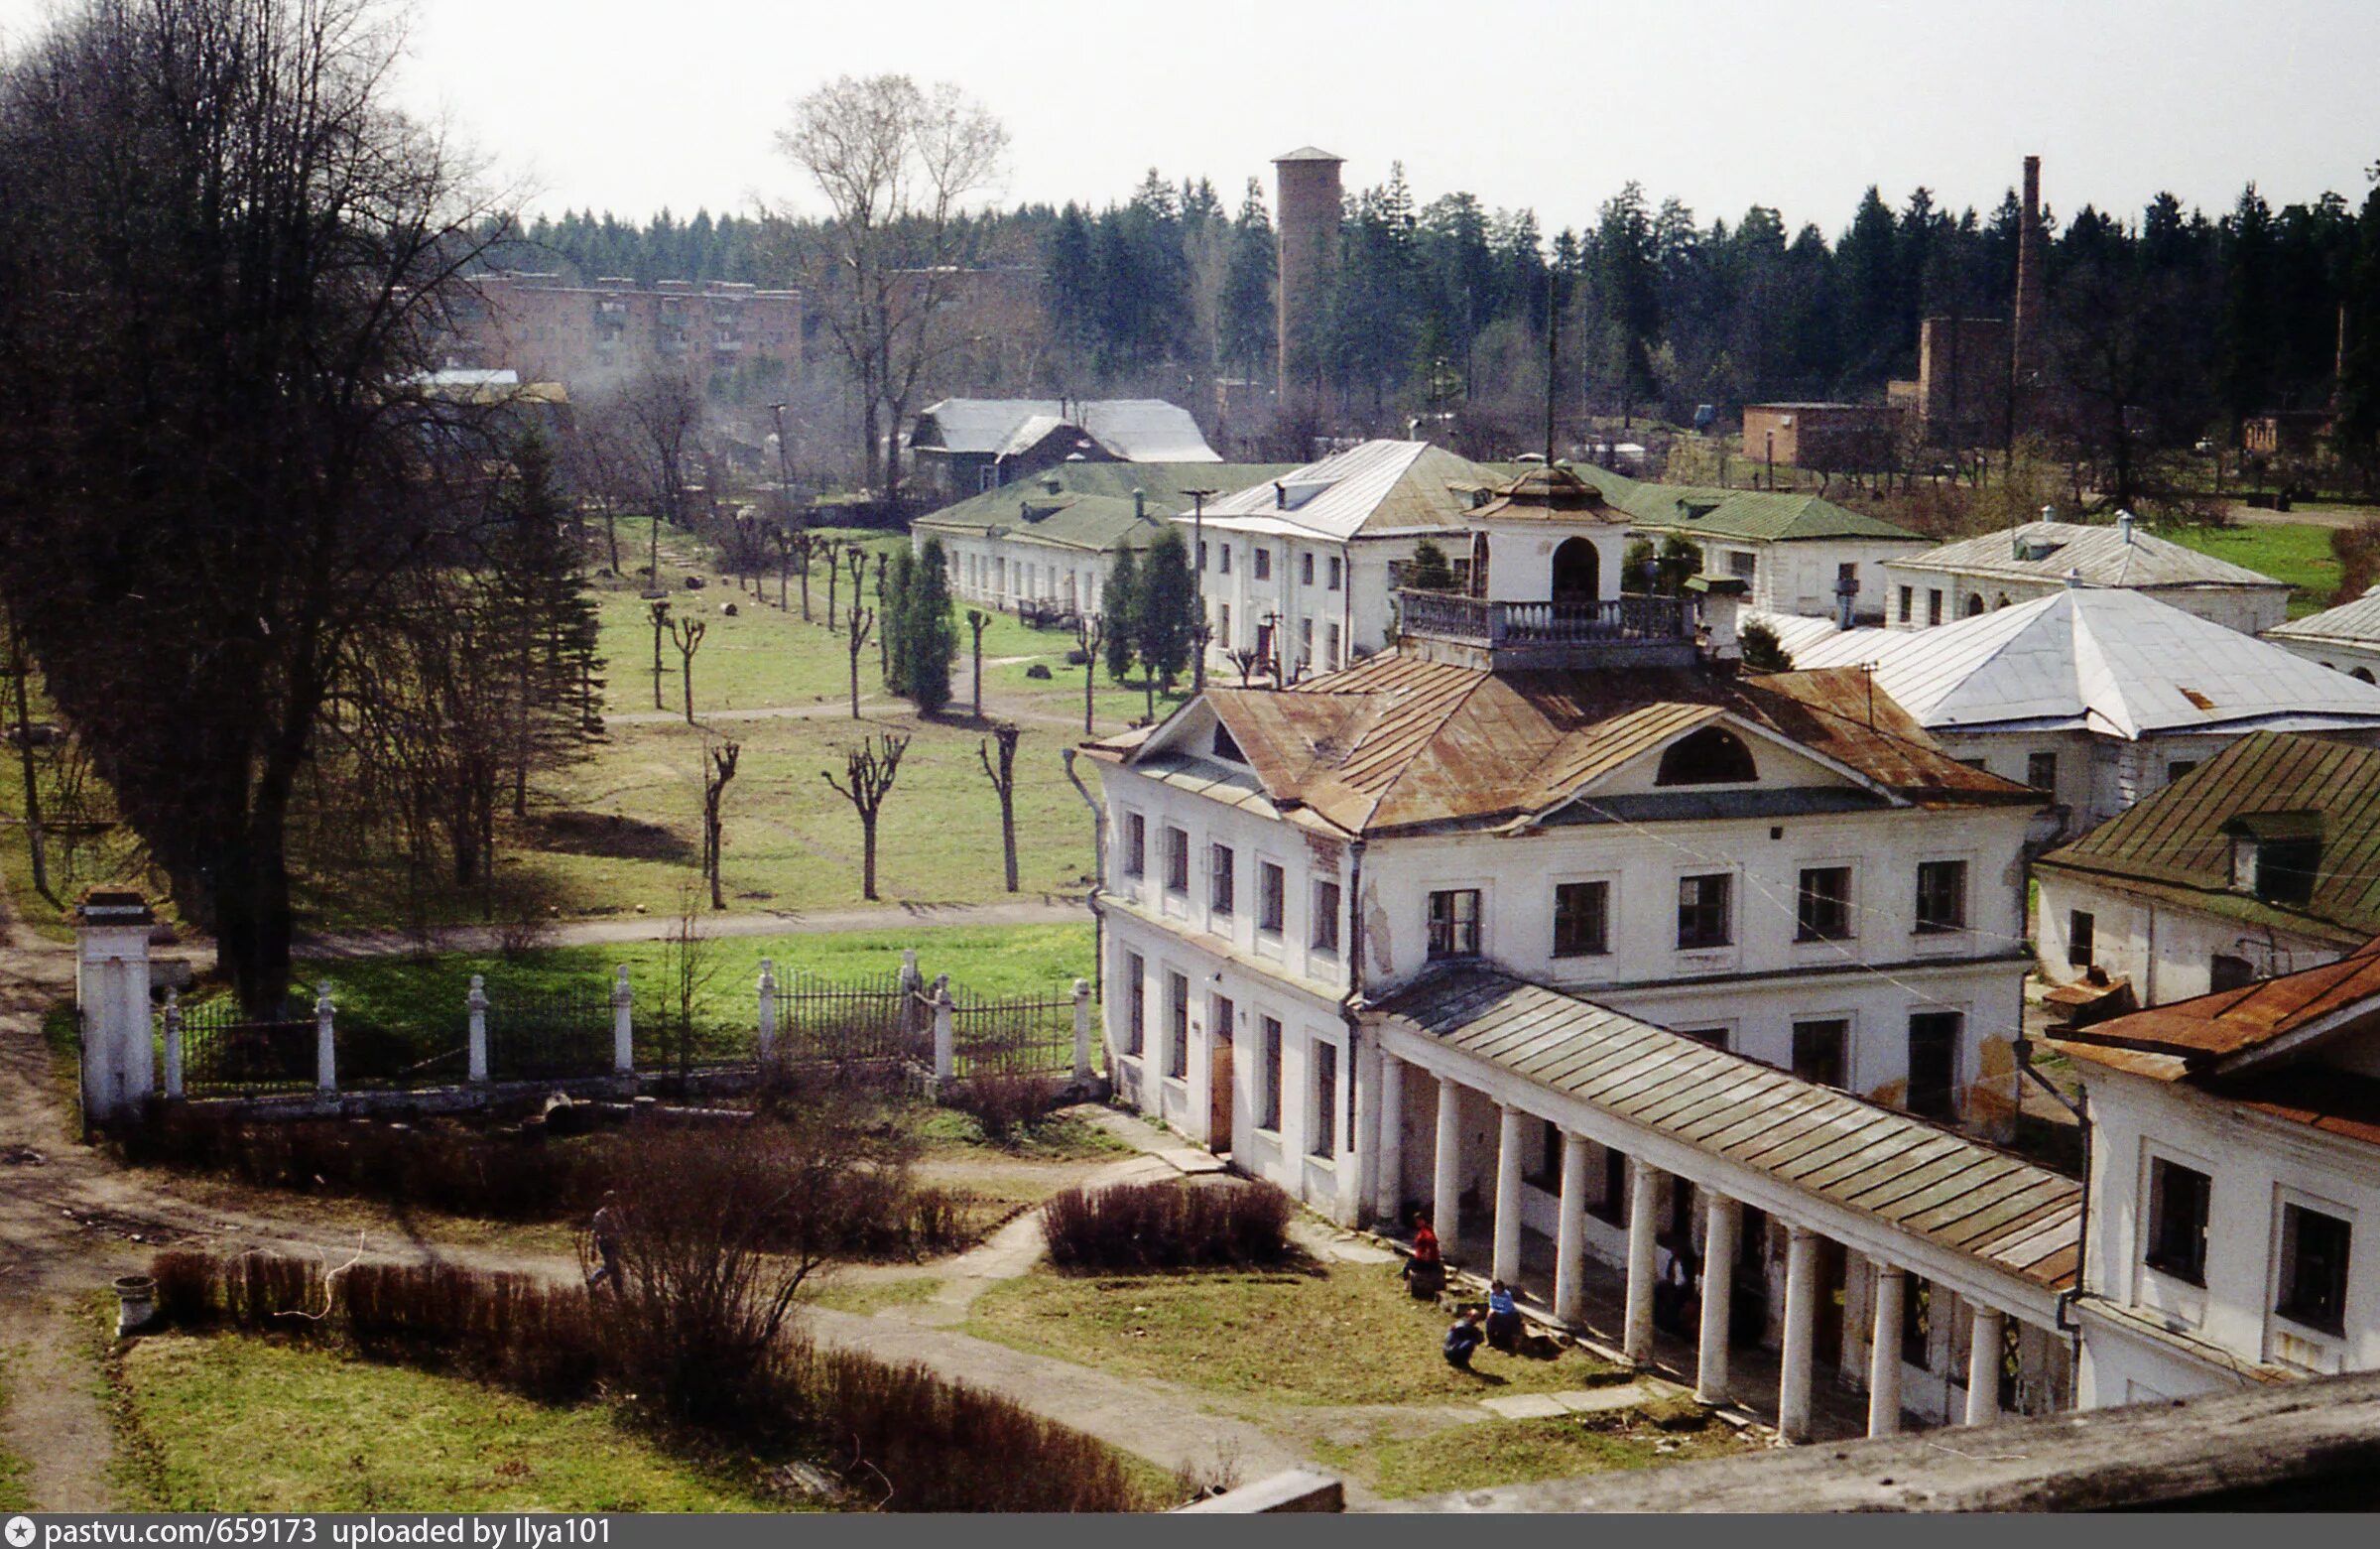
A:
[1883, 512, 2291, 635]
[2266, 590, 2380, 684]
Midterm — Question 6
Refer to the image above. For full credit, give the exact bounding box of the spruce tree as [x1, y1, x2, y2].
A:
[1102, 549, 1140, 685]
[1135, 530, 1196, 709]
[883, 549, 915, 695]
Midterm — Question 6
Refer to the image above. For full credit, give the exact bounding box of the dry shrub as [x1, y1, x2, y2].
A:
[2334, 518, 2380, 605]
[341, 1261, 603, 1402]
[950, 1067, 1060, 1145]
[1042, 1179, 1296, 1270]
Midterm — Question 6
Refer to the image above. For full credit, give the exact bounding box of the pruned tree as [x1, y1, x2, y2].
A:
[820, 536, 843, 631]
[700, 738, 740, 910]
[1074, 612, 1104, 735]
[647, 598, 674, 710]
[966, 608, 990, 719]
[772, 75, 1009, 500]
[821, 731, 909, 901]
[873, 550, 893, 680]
[667, 615, 707, 725]
[844, 596, 874, 719]
[977, 721, 1021, 893]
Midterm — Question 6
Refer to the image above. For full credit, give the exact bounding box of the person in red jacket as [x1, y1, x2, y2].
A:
[1404, 1212, 1446, 1298]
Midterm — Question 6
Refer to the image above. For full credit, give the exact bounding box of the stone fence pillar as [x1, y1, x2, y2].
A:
[74, 889, 155, 1127]
[611, 967, 635, 1075]
[313, 981, 337, 1094]
[161, 989, 184, 1100]
[1071, 978, 1093, 1083]
[933, 975, 954, 1083]
[466, 974, 489, 1084]
[756, 958, 778, 1063]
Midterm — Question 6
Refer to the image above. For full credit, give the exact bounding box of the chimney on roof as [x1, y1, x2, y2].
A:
[2065, 567, 2083, 589]
[1133, 487, 1146, 520]
[1274, 481, 1288, 510]
[2117, 509, 2135, 544]
[2011, 155, 2046, 440]
[1042, 474, 1062, 495]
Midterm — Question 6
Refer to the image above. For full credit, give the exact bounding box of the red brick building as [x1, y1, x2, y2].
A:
[1741, 402, 1902, 472]
[442, 272, 803, 392]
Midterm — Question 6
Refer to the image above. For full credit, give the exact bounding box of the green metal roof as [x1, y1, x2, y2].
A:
[2035, 731, 2380, 943]
[1566, 463, 1922, 543]
[911, 461, 1294, 554]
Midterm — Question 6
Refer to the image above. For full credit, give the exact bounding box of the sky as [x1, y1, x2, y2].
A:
[2, 0, 2375, 237]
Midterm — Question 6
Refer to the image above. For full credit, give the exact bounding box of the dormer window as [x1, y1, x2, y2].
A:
[2226, 813, 2322, 907]
[1655, 726, 1757, 787]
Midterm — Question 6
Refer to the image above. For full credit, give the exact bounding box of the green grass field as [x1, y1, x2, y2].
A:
[1310, 1409, 1748, 1499]
[113, 1333, 788, 1512]
[2156, 520, 2341, 617]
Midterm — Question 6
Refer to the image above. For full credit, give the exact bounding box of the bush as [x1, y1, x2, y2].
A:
[949, 1068, 1060, 1146]
[1042, 1179, 1295, 1270]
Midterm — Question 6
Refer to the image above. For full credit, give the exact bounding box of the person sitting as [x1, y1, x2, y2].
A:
[1484, 1278, 1523, 1352]
[1403, 1212, 1446, 1299]
[1441, 1309, 1485, 1370]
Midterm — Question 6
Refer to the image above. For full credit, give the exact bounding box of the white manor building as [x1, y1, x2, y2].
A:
[1081, 534, 2080, 1437]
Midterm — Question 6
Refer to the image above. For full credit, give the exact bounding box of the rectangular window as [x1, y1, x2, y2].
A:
[1927, 588, 1943, 626]
[1792, 1019, 1848, 1088]
[1898, 585, 1914, 623]
[1260, 1016, 1283, 1130]
[1254, 548, 1272, 581]
[1907, 1012, 1960, 1119]
[1209, 844, 1235, 917]
[1165, 828, 1190, 893]
[1796, 866, 1853, 943]
[2168, 759, 2197, 783]
[1299, 617, 1314, 670]
[1677, 873, 1732, 950]
[1428, 888, 1482, 960]
[1324, 622, 1342, 670]
[1727, 550, 1757, 581]
[2144, 1158, 2211, 1285]
[1902, 1278, 1933, 1369]
[1258, 861, 1286, 934]
[1198, 540, 1207, 572]
[1915, 859, 1968, 934]
[2210, 954, 2256, 992]
[1211, 994, 1234, 1046]
[1219, 545, 1231, 575]
[1167, 971, 1190, 1079]
[2277, 1204, 2352, 1336]
[2027, 751, 2059, 793]
[1300, 552, 1315, 585]
[1327, 556, 1343, 591]
[1122, 812, 1146, 879]
[1218, 603, 1230, 648]
[1311, 1040, 1338, 1159]
[1553, 880, 1610, 958]
[1124, 953, 1146, 1055]
[1682, 1027, 1728, 1049]
[1313, 880, 1342, 955]
[2067, 910, 2096, 968]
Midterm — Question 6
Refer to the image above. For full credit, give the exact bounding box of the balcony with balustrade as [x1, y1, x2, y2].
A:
[1394, 589, 1702, 671]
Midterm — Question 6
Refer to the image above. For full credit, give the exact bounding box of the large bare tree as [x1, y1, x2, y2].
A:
[773, 74, 1007, 503]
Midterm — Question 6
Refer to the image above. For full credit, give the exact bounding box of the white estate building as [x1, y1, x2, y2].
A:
[2052, 943, 2380, 1405]
[1082, 552, 2086, 1437]
[1882, 513, 2291, 635]
[2266, 590, 2380, 683]
[1785, 586, 2380, 839]
[2033, 732, 2380, 1007]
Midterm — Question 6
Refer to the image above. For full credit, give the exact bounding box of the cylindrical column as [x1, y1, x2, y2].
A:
[1868, 1264, 1907, 1438]
[755, 959, 778, 1064]
[1433, 1075, 1463, 1255]
[466, 974, 489, 1085]
[1779, 1226, 1820, 1443]
[1375, 1054, 1406, 1223]
[611, 966, 634, 1075]
[1966, 1306, 2006, 1427]
[1071, 978, 1093, 1083]
[1492, 1104, 1526, 1284]
[313, 981, 337, 1094]
[162, 989, 184, 1100]
[1697, 1194, 1741, 1404]
[1623, 1158, 1660, 1362]
[1554, 1132, 1590, 1323]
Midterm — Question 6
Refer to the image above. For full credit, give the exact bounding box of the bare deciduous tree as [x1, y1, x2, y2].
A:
[773, 74, 1008, 502]
[621, 369, 707, 576]
[977, 721, 1020, 894]
[667, 615, 706, 725]
[700, 738, 739, 910]
[844, 598, 875, 719]
[822, 732, 909, 901]
[1074, 613, 1104, 736]
[967, 608, 990, 719]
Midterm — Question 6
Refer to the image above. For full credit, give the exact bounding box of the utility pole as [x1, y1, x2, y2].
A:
[1184, 488, 1215, 692]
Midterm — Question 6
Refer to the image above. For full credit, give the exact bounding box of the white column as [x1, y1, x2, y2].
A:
[74, 900, 156, 1124]
[1966, 1306, 2005, 1427]
[313, 981, 337, 1094]
[1492, 1104, 1526, 1284]
[1697, 1194, 1741, 1405]
[1554, 1132, 1590, 1324]
[1071, 978, 1093, 1083]
[1623, 1158, 1660, 1362]
[1433, 1074, 1463, 1254]
[755, 959, 777, 1063]
[610, 966, 634, 1074]
[1374, 1053, 1406, 1224]
[1868, 1263, 1906, 1438]
[466, 974, 489, 1084]
[1779, 1226, 1821, 1443]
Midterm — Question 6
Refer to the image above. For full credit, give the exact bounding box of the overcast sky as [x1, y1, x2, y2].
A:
[3, 0, 2375, 235]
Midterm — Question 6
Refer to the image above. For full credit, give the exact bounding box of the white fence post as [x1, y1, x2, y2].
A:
[466, 974, 489, 1084]
[1072, 977, 1093, 1083]
[611, 966, 634, 1075]
[314, 981, 337, 1094]
[162, 988, 183, 1099]
[756, 958, 778, 1063]
[933, 975, 954, 1084]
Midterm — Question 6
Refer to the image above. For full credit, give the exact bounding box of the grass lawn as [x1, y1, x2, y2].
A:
[801, 1275, 945, 1318]
[1310, 1409, 1752, 1499]
[2156, 520, 2341, 616]
[112, 1333, 788, 1512]
[965, 1261, 1625, 1407]
[0, 1346, 34, 1512]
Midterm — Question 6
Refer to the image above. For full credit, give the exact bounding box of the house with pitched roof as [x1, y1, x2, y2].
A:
[2032, 732, 2380, 1007]
[1882, 511, 2291, 634]
[2050, 942, 2380, 1403]
[2265, 590, 2380, 683]
[1784, 586, 2380, 837]
[910, 461, 1292, 621]
[1079, 524, 2072, 1437]
[905, 397, 1219, 501]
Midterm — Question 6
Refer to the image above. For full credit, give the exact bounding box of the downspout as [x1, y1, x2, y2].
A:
[2017, 1034, 2090, 1369]
[1063, 747, 1106, 999]
[1337, 838, 1368, 1219]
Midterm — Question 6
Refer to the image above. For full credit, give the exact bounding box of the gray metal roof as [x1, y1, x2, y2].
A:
[2268, 589, 2380, 648]
[1888, 521, 2288, 591]
[1378, 969, 2082, 1292]
[1191, 440, 1497, 541]
[910, 398, 1219, 461]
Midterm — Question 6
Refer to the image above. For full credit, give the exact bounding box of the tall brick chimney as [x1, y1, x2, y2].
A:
[2009, 155, 2045, 444]
[1273, 147, 1344, 413]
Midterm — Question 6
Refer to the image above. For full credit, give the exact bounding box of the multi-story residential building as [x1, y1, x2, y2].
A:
[442, 272, 803, 391]
[2052, 943, 2380, 1404]
[1881, 511, 2290, 635]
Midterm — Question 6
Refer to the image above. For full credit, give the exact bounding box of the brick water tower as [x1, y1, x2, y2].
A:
[1273, 146, 1344, 412]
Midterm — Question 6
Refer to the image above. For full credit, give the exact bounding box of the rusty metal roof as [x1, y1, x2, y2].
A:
[2056, 936, 2380, 1069]
[1381, 970, 2082, 1292]
[1469, 465, 1632, 526]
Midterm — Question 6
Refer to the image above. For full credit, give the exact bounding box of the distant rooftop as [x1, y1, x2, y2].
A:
[908, 398, 1219, 463]
[1273, 145, 1345, 164]
[1890, 519, 2290, 591]
[1571, 465, 1922, 544]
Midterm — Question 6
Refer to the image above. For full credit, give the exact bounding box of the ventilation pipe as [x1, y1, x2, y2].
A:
[1133, 487, 1146, 520]
[2117, 509, 2135, 544]
[2065, 567, 2084, 589]
[1274, 481, 1288, 510]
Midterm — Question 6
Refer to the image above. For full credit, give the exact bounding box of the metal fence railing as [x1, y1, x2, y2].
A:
[485, 989, 615, 1083]
[774, 968, 926, 1067]
[171, 995, 318, 1098]
[947, 988, 1079, 1078]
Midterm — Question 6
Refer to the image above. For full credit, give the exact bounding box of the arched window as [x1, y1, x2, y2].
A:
[1553, 536, 1600, 604]
[1994, 592, 2011, 610]
[1965, 593, 1986, 617]
[2355, 669, 2376, 686]
[1656, 726, 1758, 786]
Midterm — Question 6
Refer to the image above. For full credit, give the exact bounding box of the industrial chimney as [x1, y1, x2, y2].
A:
[1273, 147, 1344, 414]
[2010, 155, 2046, 445]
